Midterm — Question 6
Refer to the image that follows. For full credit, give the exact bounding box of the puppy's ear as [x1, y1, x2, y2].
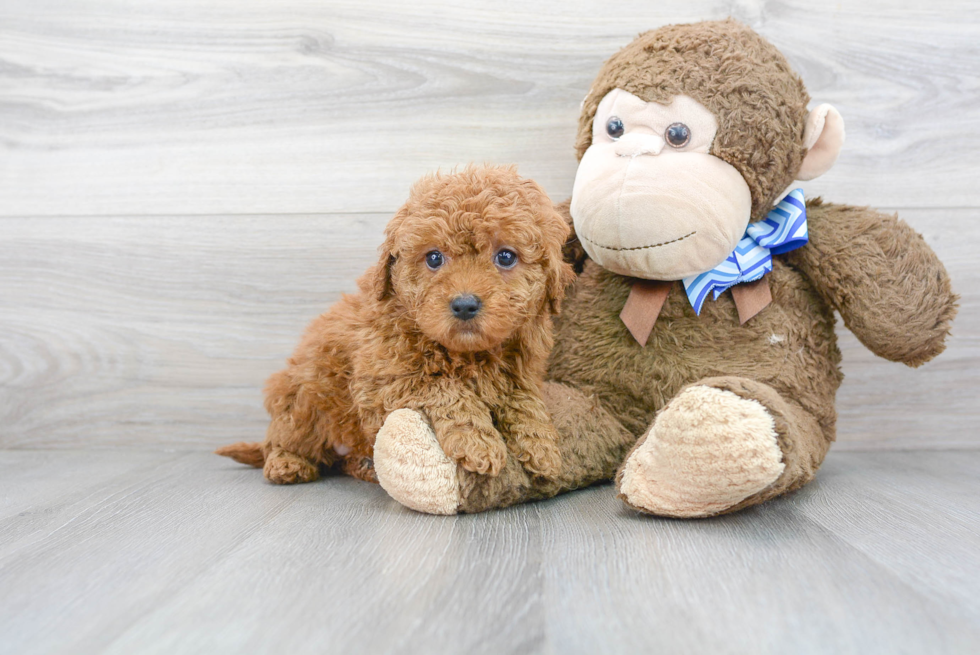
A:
[371, 252, 396, 301]
[371, 208, 409, 301]
[541, 205, 577, 314]
[545, 258, 576, 314]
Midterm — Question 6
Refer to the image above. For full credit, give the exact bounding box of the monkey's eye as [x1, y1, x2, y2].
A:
[494, 249, 518, 270]
[665, 123, 691, 148]
[425, 250, 444, 270]
[605, 116, 625, 139]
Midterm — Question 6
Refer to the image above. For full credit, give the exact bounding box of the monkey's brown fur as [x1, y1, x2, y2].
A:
[430, 20, 958, 515]
[217, 165, 574, 484]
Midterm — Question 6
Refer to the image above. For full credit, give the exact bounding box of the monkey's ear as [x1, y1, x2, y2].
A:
[372, 253, 396, 301]
[797, 104, 846, 181]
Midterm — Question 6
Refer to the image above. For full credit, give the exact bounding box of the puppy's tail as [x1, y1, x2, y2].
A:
[215, 442, 265, 468]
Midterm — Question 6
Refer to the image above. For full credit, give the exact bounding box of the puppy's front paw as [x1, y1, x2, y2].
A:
[439, 428, 507, 477]
[511, 423, 562, 479]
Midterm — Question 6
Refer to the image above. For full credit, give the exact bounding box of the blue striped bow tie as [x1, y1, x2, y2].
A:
[682, 189, 808, 314]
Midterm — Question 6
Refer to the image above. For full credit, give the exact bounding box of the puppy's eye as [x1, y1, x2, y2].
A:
[425, 250, 444, 270]
[494, 249, 518, 270]
[665, 122, 691, 148]
[606, 116, 625, 139]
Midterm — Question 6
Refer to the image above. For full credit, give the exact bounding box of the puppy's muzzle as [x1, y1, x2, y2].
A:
[450, 294, 482, 321]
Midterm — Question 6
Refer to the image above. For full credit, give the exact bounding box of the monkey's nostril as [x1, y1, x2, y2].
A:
[450, 294, 482, 321]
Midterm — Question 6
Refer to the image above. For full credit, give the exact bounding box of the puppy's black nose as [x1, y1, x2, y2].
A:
[450, 294, 482, 321]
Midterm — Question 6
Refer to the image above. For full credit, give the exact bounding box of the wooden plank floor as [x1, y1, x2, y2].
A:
[1, 449, 978, 654]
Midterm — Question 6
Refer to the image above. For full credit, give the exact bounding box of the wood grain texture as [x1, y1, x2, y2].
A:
[0, 450, 977, 654]
[1, 208, 976, 450]
[0, 214, 385, 448]
[0, 0, 978, 216]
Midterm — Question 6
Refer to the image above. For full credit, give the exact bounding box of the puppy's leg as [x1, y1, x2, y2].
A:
[497, 386, 562, 479]
[367, 378, 507, 477]
[427, 392, 507, 477]
[261, 370, 335, 485]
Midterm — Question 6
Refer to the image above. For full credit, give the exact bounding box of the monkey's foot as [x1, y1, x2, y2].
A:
[374, 409, 462, 515]
[617, 385, 785, 518]
[264, 448, 319, 485]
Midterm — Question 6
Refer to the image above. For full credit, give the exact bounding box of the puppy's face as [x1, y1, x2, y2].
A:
[373, 167, 573, 353]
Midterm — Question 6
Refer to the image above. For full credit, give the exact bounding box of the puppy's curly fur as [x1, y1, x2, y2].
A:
[217, 165, 575, 484]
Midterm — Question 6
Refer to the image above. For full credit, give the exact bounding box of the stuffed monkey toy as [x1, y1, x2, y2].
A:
[371, 19, 957, 517]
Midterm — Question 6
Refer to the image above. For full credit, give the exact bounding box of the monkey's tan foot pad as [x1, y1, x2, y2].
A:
[617, 385, 784, 518]
[264, 449, 319, 485]
[375, 409, 462, 515]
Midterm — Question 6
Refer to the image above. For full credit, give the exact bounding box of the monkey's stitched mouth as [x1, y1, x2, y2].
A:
[580, 231, 696, 252]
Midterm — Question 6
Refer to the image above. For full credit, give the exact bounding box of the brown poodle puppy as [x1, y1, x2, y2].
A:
[216, 165, 575, 485]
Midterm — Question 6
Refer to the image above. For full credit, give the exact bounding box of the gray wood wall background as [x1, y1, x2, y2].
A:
[1, 0, 977, 451]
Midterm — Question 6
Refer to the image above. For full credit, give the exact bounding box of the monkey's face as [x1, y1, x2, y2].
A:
[571, 89, 752, 280]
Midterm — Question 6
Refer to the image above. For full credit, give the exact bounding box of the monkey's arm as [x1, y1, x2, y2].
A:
[555, 199, 589, 273]
[784, 199, 957, 367]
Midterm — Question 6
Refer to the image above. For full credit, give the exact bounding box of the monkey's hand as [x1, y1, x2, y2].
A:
[786, 199, 958, 367]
